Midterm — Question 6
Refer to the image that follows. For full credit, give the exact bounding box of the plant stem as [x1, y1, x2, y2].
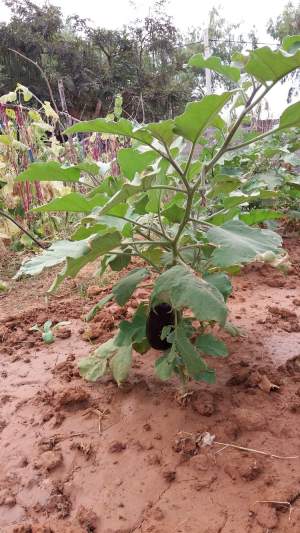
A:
[9, 48, 60, 119]
[149, 185, 188, 194]
[225, 127, 281, 152]
[157, 190, 171, 242]
[0, 209, 48, 249]
[111, 215, 166, 239]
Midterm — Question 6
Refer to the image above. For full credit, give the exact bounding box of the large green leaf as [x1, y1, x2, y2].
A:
[189, 53, 240, 82]
[65, 117, 153, 144]
[137, 119, 176, 146]
[174, 93, 233, 143]
[239, 209, 282, 225]
[33, 192, 106, 213]
[162, 204, 185, 223]
[16, 161, 83, 182]
[112, 268, 149, 306]
[15, 240, 84, 278]
[117, 147, 157, 179]
[245, 46, 300, 83]
[50, 231, 122, 292]
[282, 35, 300, 54]
[278, 101, 300, 130]
[195, 333, 228, 357]
[151, 265, 227, 325]
[207, 220, 282, 267]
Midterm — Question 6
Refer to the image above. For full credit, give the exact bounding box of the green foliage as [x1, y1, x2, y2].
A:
[207, 220, 282, 267]
[188, 53, 240, 82]
[12, 35, 300, 391]
[151, 265, 227, 325]
[112, 268, 149, 306]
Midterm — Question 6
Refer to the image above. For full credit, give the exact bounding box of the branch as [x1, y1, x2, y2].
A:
[149, 185, 188, 194]
[225, 127, 281, 152]
[9, 48, 60, 118]
[0, 209, 48, 249]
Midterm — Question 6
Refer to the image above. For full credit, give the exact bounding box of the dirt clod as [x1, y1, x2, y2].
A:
[34, 450, 63, 472]
[108, 441, 127, 453]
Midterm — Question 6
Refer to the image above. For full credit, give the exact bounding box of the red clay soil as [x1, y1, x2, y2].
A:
[0, 237, 300, 533]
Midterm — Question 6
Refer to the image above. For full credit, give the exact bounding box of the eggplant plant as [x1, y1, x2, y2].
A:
[15, 36, 300, 389]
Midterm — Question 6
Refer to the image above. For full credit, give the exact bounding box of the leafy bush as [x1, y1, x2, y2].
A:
[15, 36, 300, 389]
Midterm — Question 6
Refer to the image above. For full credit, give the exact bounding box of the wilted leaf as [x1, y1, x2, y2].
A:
[109, 345, 132, 385]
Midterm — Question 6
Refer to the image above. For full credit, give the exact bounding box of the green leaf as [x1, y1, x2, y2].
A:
[50, 231, 122, 292]
[207, 178, 241, 198]
[33, 192, 106, 213]
[15, 240, 82, 277]
[282, 35, 300, 54]
[278, 101, 300, 130]
[203, 272, 232, 302]
[117, 147, 157, 179]
[42, 330, 55, 344]
[96, 174, 155, 216]
[112, 268, 149, 306]
[155, 348, 176, 380]
[195, 333, 228, 357]
[189, 53, 240, 82]
[174, 93, 234, 143]
[142, 246, 163, 267]
[162, 204, 185, 223]
[109, 345, 132, 385]
[245, 46, 300, 83]
[107, 253, 131, 272]
[207, 220, 282, 267]
[116, 303, 148, 346]
[85, 293, 114, 322]
[239, 209, 282, 225]
[224, 321, 244, 337]
[79, 356, 108, 381]
[199, 369, 216, 384]
[138, 119, 176, 146]
[152, 265, 227, 325]
[207, 207, 240, 226]
[78, 337, 117, 381]
[175, 323, 208, 381]
[65, 117, 153, 144]
[16, 161, 83, 182]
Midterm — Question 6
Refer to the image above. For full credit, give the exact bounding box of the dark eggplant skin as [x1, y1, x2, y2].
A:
[146, 303, 175, 350]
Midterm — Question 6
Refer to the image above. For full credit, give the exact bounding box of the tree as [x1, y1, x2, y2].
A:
[267, 1, 300, 100]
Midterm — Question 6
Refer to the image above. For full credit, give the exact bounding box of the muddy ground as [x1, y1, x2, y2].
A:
[0, 237, 300, 533]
